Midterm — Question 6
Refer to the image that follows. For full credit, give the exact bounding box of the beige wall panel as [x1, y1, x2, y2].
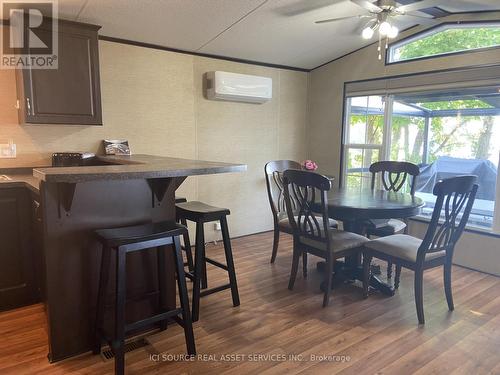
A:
[0, 38, 308, 241]
[192, 57, 308, 240]
[193, 57, 280, 240]
[97, 42, 197, 199]
[278, 70, 308, 161]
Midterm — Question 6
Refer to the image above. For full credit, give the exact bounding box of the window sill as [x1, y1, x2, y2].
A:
[410, 216, 500, 239]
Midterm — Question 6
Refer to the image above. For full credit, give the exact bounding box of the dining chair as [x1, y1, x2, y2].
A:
[264, 160, 338, 263]
[365, 161, 420, 279]
[282, 169, 368, 307]
[362, 175, 478, 324]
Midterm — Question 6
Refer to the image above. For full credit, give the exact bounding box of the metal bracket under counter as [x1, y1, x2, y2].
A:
[147, 178, 171, 208]
[57, 183, 77, 218]
[147, 176, 186, 207]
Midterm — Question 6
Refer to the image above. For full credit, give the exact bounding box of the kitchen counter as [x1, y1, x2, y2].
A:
[21, 154, 246, 362]
[0, 170, 41, 194]
[1, 154, 245, 194]
[33, 154, 246, 183]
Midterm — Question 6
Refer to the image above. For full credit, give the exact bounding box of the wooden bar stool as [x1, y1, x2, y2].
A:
[93, 221, 196, 375]
[176, 201, 240, 322]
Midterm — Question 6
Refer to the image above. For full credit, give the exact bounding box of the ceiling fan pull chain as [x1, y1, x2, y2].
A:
[378, 34, 382, 60]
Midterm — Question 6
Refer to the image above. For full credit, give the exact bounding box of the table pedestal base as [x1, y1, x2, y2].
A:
[317, 260, 395, 296]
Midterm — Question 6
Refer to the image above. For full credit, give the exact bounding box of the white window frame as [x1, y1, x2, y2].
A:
[494, 151, 500, 233]
[342, 93, 500, 234]
[342, 95, 391, 189]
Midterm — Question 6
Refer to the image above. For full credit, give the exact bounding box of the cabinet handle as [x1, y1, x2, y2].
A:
[33, 200, 42, 222]
[26, 97, 32, 116]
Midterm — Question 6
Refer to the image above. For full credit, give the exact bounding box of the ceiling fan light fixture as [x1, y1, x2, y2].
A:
[387, 25, 399, 38]
[379, 21, 392, 36]
[362, 26, 374, 39]
[314, 0, 441, 60]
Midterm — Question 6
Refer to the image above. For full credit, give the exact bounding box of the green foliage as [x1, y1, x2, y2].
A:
[419, 99, 492, 111]
[420, 100, 493, 162]
[396, 27, 500, 61]
[390, 115, 425, 164]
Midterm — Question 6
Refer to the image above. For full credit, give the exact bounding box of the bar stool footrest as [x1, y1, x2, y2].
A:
[125, 309, 182, 333]
[205, 257, 228, 271]
[200, 283, 231, 297]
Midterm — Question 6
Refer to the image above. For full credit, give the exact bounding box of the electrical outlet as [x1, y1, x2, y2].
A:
[214, 222, 221, 231]
[0, 141, 16, 158]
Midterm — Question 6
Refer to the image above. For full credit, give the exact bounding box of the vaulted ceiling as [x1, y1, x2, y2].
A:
[58, 0, 500, 70]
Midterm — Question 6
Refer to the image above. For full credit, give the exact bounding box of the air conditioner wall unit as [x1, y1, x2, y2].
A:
[206, 71, 272, 104]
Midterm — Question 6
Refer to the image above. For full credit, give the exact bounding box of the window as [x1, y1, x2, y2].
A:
[343, 96, 385, 190]
[343, 87, 500, 231]
[388, 22, 500, 63]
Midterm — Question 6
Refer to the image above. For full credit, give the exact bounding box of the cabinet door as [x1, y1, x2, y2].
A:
[0, 188, 37, 311]
[17, 20, 102, 125]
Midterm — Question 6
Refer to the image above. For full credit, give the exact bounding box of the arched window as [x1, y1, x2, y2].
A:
[387, 22, 500, 64]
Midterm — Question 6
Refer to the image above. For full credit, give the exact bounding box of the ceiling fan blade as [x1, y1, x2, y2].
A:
[401, 14, 440, 25]
[351, 0, 382, 13]
[397, 0, 444, 13]
[315, 14, 370, 24]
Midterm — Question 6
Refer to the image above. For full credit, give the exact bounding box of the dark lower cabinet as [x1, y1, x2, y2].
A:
[0, 188, 38, 311]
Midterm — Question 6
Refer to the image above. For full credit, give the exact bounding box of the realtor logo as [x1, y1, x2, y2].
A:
[1, 0, 58, 69]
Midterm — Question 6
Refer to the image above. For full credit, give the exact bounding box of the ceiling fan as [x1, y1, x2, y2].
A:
[315, 0, 490, 59]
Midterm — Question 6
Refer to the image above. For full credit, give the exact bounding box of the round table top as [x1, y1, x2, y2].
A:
[321, 188, 425, 221]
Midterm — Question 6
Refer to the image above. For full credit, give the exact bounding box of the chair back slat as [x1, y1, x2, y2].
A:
[282, 169, 332, 244]
[418, 175, 478, 259]
[370, 161, 420, 195]
[295, 184, 321, 237]
[265, 160, 302, 220]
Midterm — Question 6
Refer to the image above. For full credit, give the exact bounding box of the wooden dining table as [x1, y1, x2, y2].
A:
[313, 187, 425, 296]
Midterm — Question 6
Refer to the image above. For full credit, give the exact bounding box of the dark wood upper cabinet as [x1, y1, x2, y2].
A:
[16, 20, 102, 125]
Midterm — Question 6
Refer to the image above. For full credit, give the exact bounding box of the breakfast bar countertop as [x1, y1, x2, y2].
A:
[33, 154, 247, 183]
[3, 154, 246, 362]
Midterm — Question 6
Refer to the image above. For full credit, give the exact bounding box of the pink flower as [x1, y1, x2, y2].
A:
[303, 160, 318, 171]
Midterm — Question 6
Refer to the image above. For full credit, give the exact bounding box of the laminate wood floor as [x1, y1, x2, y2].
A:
[1, 231, 499, 374]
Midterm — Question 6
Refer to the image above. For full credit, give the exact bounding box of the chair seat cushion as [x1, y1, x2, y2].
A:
[365, 234, 445, 263]
[300, 229, 368, 253]
[366, 219, 407, 236]
[278, 216, 338, 233]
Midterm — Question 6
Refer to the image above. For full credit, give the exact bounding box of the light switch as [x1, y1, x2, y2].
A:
[0, 140, 16, 158]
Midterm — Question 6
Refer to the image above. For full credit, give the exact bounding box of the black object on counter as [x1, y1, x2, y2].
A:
[52, 152, 95, 167]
